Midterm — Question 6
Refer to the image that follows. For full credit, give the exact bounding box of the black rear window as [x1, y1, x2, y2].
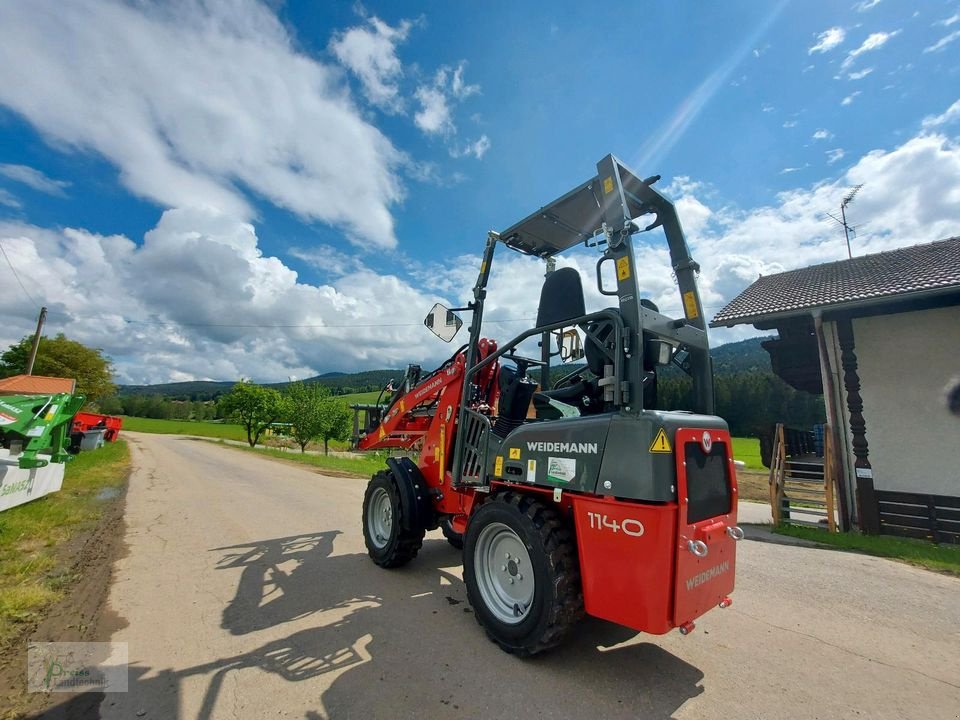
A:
[684, 441, 732, 523]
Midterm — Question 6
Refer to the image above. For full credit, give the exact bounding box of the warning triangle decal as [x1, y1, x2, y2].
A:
[649, 428, 672, 453]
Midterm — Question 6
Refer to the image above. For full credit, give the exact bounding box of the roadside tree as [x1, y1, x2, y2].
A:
[317, 396, 352, 455]
[219, 381, 286, 447]
[0, 333, 115, 404]
[285, 381, 330, 452]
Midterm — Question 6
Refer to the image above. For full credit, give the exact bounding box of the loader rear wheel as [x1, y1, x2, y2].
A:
[362, 471, 424, 568]
[463, 492, 583, 656]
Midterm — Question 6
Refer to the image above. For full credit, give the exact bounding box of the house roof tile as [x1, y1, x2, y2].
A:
[711, 237, 960, 327]
[0, 374, 77, 395]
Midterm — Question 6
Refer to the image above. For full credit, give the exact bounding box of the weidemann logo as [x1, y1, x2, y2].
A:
[685, 560, 730, 590]
[526, 442, 598, 454]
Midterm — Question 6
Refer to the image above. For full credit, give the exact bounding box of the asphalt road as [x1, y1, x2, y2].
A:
[97, 433, 960, 719]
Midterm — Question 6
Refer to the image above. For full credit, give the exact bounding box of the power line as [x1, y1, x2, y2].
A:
[40, 304, 731, 331]
[0, 238, 38, 306]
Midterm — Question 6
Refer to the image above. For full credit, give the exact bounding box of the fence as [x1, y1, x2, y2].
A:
[858, 479, 960, 544]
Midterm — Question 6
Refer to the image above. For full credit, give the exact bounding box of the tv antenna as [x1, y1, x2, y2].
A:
[822, 184, 864, 259]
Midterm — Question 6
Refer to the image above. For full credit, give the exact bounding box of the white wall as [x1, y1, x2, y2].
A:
[853, 306, 960, 496]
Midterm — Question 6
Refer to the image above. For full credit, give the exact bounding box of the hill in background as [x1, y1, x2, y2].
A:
[117, 336, 774, 401]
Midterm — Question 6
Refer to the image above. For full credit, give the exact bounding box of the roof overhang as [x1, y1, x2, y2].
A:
[710, 285, 960, 329]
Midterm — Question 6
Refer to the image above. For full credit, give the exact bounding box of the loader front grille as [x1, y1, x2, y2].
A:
[684, 441, 732, 524]
[458, 409, 491, 484]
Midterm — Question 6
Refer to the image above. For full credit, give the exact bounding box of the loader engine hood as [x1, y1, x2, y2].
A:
[494, 410, 730, 502]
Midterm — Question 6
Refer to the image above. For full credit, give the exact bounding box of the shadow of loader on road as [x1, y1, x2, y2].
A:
[38, 530, 706, 719]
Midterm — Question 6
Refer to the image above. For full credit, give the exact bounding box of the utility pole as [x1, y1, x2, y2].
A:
[26, 306, 47, 375]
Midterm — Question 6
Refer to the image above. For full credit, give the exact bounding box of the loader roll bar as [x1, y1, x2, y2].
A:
[450, 154, 715, 486]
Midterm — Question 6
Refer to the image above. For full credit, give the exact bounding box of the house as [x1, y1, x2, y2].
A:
[0, 374, 76, 395]
[711, 237, 960, 542]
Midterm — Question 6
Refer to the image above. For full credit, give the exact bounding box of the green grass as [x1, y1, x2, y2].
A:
[731, 436, 763, 471]
[774, 524, 960, 575]
[212, 440, 393, 478]
[0, 440, 130, 645]
[338, 390, 385, 405]
[120, 416, 248, 441]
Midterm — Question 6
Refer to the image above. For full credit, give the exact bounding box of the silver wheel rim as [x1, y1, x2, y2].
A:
[474, 522, 534, 624]
[368, 487, 393, 549]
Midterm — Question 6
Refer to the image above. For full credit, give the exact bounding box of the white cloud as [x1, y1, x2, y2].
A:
[450, 135, 491, 160]
[329, 16, 412, 113]
[0, 164, 70, 196]
[0, 189, 21, 208]
[826, 148, 846, 164]
[4, 128, 960, 378]
[841, 30, 900, 69]
[934, 13, 960, 28]
[924, 30, 960, 53]
[854, 0, 881, 11]
[847, 68, 873, 80]
[451, 64, 480, 99]
[841, 91, 862, 106]
[922, 99, 960, 128]
[780, 166, 805, 175]
[414, 83, 454, 135]
[0, 0, 404, 249]
[761, 103, 775, 113]
[809, 27, 845, 54]
[413, 62, 483, 145]
[812, 128, 833, 141]
[783, 120, 798, 128]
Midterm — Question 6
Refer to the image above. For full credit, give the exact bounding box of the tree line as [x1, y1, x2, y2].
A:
[219, 380, 352, 453]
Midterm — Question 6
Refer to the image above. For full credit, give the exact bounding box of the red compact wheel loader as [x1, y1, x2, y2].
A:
[355, 154, 742, 655]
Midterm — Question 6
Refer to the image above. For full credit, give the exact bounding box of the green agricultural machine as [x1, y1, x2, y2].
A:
[0, 393, 86, 469]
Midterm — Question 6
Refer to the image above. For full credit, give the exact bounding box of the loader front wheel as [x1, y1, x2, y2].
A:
[362, 471, 424, 568]
[463, 493, 583, 656]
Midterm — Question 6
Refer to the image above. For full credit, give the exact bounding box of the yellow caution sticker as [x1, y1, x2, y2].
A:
[616, 255, 631, 281]
[650, 428, 672, 453]
[439, 424, 446, 478]
[603, 176, 614, 194]
[399, 399, 405, 412]
[494, 455, 504, 477]
[508, 447, 521, 460]
[378, 426, 386, 440]
[480, 260, 487, 275]
[682, 291, 699, 320]
[434, 446, 440, 462]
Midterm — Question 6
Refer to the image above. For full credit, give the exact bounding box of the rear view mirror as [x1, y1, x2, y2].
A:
[555, 329, 584, 362]
[424, 303, 463, 343]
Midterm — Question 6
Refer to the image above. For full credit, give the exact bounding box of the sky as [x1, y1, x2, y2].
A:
[0, 0, 958, 385]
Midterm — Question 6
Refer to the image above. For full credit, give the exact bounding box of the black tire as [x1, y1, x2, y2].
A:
[441, 517, 464, 550]
[463, 492, 583, 656]
[362, 470, 425, 568]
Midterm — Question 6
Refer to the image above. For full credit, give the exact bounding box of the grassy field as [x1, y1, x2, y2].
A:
[120, 416, 248, 441]
[774, 524, 960, 575]
[215, 441, 390, 478]
[338, 390, 385, 405]
[0, 441, 130, 646]
[731, 436, 763, 471]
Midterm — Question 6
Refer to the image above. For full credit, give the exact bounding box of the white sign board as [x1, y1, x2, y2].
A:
[0, 449, 66, 513]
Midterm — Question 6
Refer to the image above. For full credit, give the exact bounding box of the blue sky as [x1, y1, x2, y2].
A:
[1, 0, 959, 384]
